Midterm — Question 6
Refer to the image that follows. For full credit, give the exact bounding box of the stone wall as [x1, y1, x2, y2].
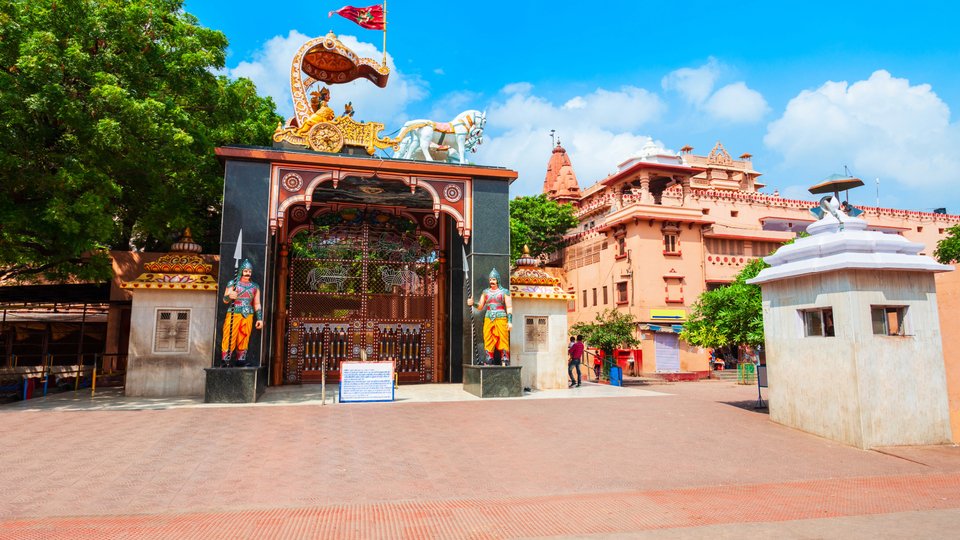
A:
[126, 289, 216, 397]
[509, 298, 569, 390]
[935, 269, 960, 443]
[762, 270, 952, 448]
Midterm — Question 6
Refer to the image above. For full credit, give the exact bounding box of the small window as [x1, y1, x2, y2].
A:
[872, 306, 906, 336]
[582, 290, 588, 308]
[802, 308, 834, 337]
[567, 289, 576, 312]
[602, 286, 608, 305]
[663, 233, 679, 254]
[917, 226, 923, 232]
[155, 309, 190, 353]
[592, 288, 597, 306]
[616, 282, 629, 304]
[524, 316, 549, 352]
[731, 210, 739, 217]
[616, 235, 626, 258]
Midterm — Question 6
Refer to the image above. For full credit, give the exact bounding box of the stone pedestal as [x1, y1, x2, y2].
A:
[204, 367, 265, 403]
[463, 365, 522, 398]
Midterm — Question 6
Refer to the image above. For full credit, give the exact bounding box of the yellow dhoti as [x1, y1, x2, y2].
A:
[483, 317, 510, 364]
[221, 312, 253, 364]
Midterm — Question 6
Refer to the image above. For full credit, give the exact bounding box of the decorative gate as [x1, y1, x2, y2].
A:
[286, 209, 439, 383]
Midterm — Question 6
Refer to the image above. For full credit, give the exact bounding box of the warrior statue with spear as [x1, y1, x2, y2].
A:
[467, 267, 513, 366]
[220, 259, 263, 367]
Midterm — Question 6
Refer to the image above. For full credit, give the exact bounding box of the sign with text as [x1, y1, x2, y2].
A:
[339, 361, 395, 403]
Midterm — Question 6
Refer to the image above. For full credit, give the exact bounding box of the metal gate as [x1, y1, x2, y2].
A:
[654, 332, 680, 373]
[286, 210, 439, 384]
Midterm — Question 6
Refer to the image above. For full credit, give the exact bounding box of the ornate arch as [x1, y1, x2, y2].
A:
[270, 165, 472, 242]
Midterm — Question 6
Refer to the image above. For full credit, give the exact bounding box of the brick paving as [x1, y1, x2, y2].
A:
[1, 380, 958, 538]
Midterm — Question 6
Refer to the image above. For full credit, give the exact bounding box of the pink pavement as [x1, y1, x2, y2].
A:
[1, 381, 959, 539]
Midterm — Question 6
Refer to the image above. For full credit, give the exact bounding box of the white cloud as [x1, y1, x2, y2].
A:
[227, 30, 427, 125]
[764, 70, 960, 193]
[662, 59, 767, 124]
[662, 58, 721, 105]
[704, 82, 770, 123]
[474, 86, 666, 196]
[427, 90, 483, 120]
[501, 82, 533, 96]
[563, 96, 586, 110]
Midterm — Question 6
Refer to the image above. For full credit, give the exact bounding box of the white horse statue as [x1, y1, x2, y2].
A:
[393, 110, 485, 164]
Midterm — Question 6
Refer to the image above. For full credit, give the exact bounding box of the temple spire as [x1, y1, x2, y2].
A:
[542, 141, 581, 205]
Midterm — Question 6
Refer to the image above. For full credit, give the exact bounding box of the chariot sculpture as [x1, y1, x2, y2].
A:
[273, 31, 485, 163]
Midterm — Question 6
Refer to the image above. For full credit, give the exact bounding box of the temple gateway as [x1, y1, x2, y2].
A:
[212, 32, 515, 389]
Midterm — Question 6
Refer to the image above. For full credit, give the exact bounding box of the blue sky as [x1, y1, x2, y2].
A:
[185, 1, 960, 213]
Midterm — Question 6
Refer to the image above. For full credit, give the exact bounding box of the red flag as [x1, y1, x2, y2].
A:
[328, 4, 385, 30]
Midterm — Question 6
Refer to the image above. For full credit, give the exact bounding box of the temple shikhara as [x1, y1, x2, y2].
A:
[545, 139, 960, 375]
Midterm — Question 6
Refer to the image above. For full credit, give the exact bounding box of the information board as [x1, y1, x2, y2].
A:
[339, 361, 395, 403]
[757, 365, 768, 388]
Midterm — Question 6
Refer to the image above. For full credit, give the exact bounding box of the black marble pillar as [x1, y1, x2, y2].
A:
[446, 215, 466, 383]
[214, 160, 273, 370]
[463, 177, 511, 369]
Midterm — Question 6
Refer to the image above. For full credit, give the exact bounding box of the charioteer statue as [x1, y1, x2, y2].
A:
[467, 268, 513, 366]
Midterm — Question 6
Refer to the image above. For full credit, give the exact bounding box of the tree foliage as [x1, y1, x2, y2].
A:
[680, 258, 769, 350]
[572, 308, 641, 357]
[0, 0, 282, 282]
[508, 194, 577, 263]
[934, 224, 960, 265]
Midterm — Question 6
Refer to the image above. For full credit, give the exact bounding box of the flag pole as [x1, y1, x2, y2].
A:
[382, 0, 387, 66]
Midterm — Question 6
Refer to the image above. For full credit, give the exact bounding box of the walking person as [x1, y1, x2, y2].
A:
[568, 335, 584, 387]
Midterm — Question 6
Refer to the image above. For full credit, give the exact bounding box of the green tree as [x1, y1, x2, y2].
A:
[934, 224, 960, 265]
[508, 194, 577, 263]
[572, 308, 641, 378]
[680, 258, 769, 351]
[0, 0, 281, 282]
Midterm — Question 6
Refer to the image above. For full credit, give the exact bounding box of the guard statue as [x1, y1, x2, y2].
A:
[220, 259, 263, 367]
[467, 268, 513, 365]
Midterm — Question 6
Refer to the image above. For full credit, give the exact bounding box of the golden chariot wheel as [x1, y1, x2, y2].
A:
[307, 122, 344, 153]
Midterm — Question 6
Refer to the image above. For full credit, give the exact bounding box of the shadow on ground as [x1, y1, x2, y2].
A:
[722, 399, 769, 414]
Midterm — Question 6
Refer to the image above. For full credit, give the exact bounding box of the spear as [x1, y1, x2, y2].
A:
[224, 228, 243, 366]
[463, 246, 476, 365]
[233, 229, 243, 268]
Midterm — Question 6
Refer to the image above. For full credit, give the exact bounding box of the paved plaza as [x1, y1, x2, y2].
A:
[1, 379, 958, 539]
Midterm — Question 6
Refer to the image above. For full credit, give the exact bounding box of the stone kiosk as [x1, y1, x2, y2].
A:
[122, 230, 218, 397]
[749, 181, 954, 448]
[508, 247, 575, 390]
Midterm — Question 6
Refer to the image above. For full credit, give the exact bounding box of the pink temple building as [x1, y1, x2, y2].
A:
[545, 140, 960, 377]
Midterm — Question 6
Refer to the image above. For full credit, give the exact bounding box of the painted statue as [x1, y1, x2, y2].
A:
[394, 109, 486, 164]
[467, 268, 513, 365]
[220, 259, 263, 367]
